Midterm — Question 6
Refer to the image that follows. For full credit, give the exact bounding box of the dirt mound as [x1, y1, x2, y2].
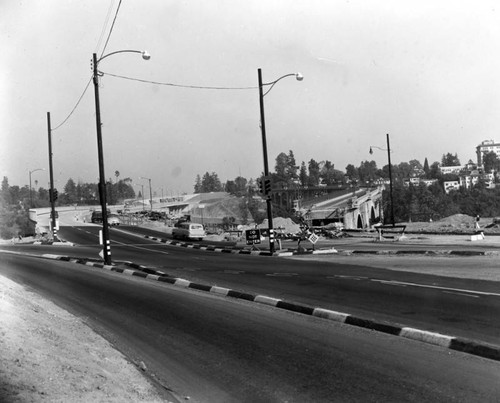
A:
[403, 214, 500, 233]
[437, 214, 475, 225]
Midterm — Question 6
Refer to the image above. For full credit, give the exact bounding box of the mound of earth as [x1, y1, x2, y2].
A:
[403, 214, 500, 233]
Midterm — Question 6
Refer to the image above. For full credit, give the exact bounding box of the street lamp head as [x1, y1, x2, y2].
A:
[141, 51, 151, 60]
[295, 72, 304, 81]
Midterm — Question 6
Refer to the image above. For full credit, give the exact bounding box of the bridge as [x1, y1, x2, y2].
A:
[271, 186, 384, 229]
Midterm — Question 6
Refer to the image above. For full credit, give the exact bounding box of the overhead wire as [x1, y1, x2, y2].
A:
[99, 0, 122, 58]
[52, 0, 121, 130]
[52, 77, 92, 131]
[100, 71, 260, 90]
[95, 0, 115, 54]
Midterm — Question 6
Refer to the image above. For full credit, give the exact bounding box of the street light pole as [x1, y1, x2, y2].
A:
[386, 133, 395, 227]
[258, 68, 303, 255]
[140, 177, 153, 211]
[257, 69, 274, 254]
[92, 49, 150, 265]
[369, 133, 395, 226]
[29, 168, 44, 208]
[92, 53, 111, 265]
[46, 112, 58, 240]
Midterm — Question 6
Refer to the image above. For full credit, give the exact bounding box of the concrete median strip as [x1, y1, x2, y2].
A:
[4, 248, 499, 363]
[400, 328, 454, 347]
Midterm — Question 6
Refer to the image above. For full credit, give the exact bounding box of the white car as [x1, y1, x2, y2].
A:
[107, 214, 120, 226]
[172, 222, 206, 241]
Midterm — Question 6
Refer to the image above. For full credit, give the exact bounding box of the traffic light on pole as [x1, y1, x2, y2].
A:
[264, 178, 271, 195]
[49, 189, 58, 202]
[258, 178, 264, 194]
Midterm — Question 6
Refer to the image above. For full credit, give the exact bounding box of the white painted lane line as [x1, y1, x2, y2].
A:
[371, 279, 499, 297]
[328, 275, 368, 281]
[442, 291, 479, 298]
[266, 273, 299, 277]
[372, 279, 408, 287]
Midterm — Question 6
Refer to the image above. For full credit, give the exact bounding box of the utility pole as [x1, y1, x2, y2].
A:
[47, 112, 59, 240]
[92, 53, 111, 265]
[258, 68, 275, 255]
[386, 133, 395, 227]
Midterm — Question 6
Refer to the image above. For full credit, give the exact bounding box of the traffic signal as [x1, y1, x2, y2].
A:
[258, 178, 264, 194]
[49, 189, 58, 202]
[258, 176, 272, 195]
[264, 178, 271, 195]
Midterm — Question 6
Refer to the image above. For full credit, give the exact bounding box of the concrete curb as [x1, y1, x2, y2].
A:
[24, 251, 500, 363]
[142, 234, 340, 256]
[32, 241, 75, 246]
[338, 249, 500, 256]
[140, 234, 500, 257]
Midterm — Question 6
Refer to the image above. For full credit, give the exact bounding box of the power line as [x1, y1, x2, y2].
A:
[52, 1, 122, 131]
[52, 76, 92, 131]
[100, 0, 122, 58]
[100, 71, 260, 90]
[95, 0, 116, 54]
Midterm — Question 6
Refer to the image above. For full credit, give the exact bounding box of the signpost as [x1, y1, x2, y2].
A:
[308, 233, 319, 244]
[246, 229, 261, 246]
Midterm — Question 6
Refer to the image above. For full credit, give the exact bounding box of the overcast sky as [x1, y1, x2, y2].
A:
[2, 0, 500, 194]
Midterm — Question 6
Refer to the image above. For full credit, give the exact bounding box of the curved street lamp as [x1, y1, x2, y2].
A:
[93, 50, 150, 265]
[29, 168, 45, 208]
[258, 68, 303, 254]
[369, 133, 394, 226]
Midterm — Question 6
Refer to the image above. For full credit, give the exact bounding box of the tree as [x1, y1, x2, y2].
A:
[428, 161, 441, 179]
[1, 176, 11, 206]
[345, 164, 358, 182]
[194, 175, 202, 193]
[63, 178, 77, 204]
[299, 162, 308, 187]
[358, 160, 378, 184]
[285, 150, 298, 182]
[441, 153, 460, 167]
[199, 172, 223, 193]
[320, 160, 343, 186]
[423, 158, 430, 177]
[274, 152, 288, 180]
[482, 151, 499, 173]
[408, 159, 423, 177]
[115, 170, 120, 183]
[307, 159, 321, 186]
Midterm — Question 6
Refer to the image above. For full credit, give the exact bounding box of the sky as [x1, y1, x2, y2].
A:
[2, 0, 500, 195]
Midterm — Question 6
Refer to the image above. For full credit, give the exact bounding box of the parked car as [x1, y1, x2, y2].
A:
[172, 222, 206, 241]
[107, 214, 120, 226]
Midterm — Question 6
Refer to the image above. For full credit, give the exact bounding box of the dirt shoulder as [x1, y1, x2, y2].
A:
[0, 274, 175, 402]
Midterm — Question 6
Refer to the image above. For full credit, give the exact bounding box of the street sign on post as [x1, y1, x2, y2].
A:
[308, 233, 319, 244]
[245, 229, 261, 245]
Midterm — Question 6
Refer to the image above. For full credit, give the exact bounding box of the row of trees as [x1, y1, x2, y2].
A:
[193, 150, 500, 223]
[2, 177, 137, 210]
[0, 175, 137, 238]
[388, 179, 500, 223]
[193, 151, 476, 195]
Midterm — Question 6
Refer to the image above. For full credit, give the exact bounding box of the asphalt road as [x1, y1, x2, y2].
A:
[22, 224, 496, 346]
[1, 253, 499, 402]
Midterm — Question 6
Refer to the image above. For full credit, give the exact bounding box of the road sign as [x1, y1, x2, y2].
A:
[308, 233, 319, 244]
[246, 229, 261, 245]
